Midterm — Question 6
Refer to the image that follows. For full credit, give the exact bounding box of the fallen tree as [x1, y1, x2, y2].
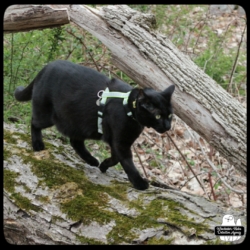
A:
[3, 123, 246, 244]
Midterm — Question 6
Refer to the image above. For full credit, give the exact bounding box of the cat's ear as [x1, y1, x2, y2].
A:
[137, 89, 148, 101]
[137, 89, 154, 111]
[162, 85, 175, 99]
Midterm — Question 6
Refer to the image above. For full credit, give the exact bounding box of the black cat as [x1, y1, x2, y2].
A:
[14, 60, 175, 190]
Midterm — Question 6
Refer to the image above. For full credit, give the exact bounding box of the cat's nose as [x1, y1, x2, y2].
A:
[164, 121, 171, 131]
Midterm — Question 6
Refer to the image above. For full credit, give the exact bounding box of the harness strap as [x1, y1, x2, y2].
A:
[97, 87, 133, 134]
[100, 87, 130, 105]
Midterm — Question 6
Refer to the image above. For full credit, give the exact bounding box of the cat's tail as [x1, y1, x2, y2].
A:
[14, 80, 35, 102]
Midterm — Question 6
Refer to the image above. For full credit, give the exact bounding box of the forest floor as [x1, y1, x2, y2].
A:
[132, 117, 246, 210]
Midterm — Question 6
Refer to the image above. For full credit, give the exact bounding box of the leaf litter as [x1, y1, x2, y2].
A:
[132, 115, 246, 211]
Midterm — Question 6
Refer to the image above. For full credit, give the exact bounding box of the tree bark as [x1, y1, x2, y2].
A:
[3, 4, 246, 175]
[4, 5, 70, 33]
[3, 123, 246, 245]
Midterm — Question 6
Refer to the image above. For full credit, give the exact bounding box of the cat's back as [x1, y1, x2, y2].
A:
[107, 78, 132, 93]
[44, 60, 109, 90]
[32, 60, 109, 100]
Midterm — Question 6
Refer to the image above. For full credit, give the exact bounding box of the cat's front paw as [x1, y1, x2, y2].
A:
[99, 163, 108, 173]
[87, 157, 99, 167]
[130, 176, 149, 190]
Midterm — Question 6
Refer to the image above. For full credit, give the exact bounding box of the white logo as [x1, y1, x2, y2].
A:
[219, 214, 242, 242]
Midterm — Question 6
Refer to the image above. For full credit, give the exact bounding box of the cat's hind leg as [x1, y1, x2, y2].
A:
[31, 117, 54, 151]
[70, 139, 99, 167]
[31, 123, 45, 151]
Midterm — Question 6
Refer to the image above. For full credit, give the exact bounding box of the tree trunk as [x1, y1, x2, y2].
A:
[3, 123, 246, 244]
[4, 4, 246, 175]
[4, 5, 70, 33]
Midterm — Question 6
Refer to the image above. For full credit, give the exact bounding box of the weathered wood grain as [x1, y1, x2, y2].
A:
[4, 5, 69, 33]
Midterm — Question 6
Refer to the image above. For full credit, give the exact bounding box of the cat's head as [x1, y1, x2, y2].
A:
[135, 85, 175, 133]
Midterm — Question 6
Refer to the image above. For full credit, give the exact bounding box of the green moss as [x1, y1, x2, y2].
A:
[76, 235, 105, 245]
[13, 131, 30, 142]
[38, 195, 50, 203]
[149, 198, 209, 235]
[4, 131, 18, 144]
[3, 148, 12, 161]
[22, 185, 32, 193]
[61, 194, 110, 225]
[4, 130, 33, 154]
[28, 155, 87, 188]
[59, 181, 131, 226]
[204, 238, 232, 245]
[147, 236, 173, 245]
[108, 197, 208, 244]
[105, 198, 168, 244]
[4, 131, 19, 161]
[11, 193, 42, 213]
[102, 181, 129, 201]
[106, 215, 140, 244]
[51, 215, 65, 223]
[4, 169, 19, 193]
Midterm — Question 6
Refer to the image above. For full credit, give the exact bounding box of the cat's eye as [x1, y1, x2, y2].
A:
[144, 103, 154, 111]
[168, 114, 172, 119]
[155, 114, 161, 119]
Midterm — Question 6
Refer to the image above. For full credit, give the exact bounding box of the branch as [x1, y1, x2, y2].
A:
[65, 29, 100, 72]
[227, 23, 246, 93]
[132, 145, 148, 179]
[165, 132, 209, 199]
[4, 5, 70, 33]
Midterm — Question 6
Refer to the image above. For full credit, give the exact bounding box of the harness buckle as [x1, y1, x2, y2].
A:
[97, 90, 104, 98]
[96, 90, 105, 106]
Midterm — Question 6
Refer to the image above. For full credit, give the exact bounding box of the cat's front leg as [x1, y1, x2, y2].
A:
[121, 158, 149, 190]
[114, 145, 149, 190]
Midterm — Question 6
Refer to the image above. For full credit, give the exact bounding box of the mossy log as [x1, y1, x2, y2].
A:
[4, 123, 246, 244]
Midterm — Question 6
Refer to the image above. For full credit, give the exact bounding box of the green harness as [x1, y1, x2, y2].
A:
[97, 87, 134, 134]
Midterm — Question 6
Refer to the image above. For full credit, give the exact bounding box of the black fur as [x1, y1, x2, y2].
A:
[14, 60, 175, 190]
